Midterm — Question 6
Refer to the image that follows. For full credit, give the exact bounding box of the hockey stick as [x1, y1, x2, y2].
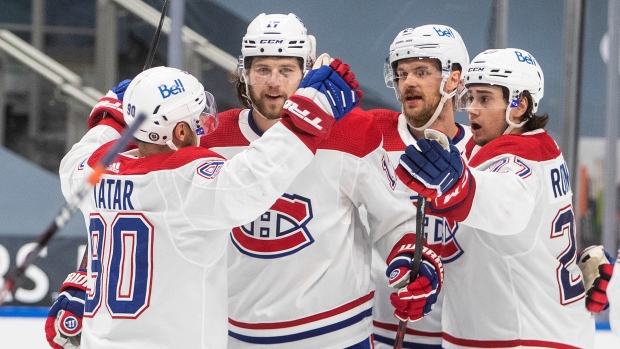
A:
[393, 194, 426, 349]
[393, 129, 447, 348]
[0, 112, 146, 306]
[0, 0, 170, 307]
[144, 0, 170, 71]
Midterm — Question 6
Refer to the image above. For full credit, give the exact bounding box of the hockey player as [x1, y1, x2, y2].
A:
[396, 48, 596, 348]
[205, 13, 440, 348]
[367, 25, 471, 348]
[46, 62, 361, 349]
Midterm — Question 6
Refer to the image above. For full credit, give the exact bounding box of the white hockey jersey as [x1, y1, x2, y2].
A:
[368, 109, 471, 348]
[201, 108, 417, 349]
[438, 130, 595, 349]
[59, 120, 320, 349]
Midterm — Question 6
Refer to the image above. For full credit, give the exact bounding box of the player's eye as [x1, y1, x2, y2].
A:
[280, 67, 294, 77]
[255, 67, 271, 75]
[414, 69, 432, 78]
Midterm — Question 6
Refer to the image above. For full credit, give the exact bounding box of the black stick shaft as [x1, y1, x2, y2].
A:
[393, 195, 426, 349]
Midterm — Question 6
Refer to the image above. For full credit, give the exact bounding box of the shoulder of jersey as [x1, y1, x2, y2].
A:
[89, 141, 226, 175]
[317, 107, 383, 157]
[366, 108, 404, 152]
[200, 108, 249, 148]
[467, 130, 561, 167]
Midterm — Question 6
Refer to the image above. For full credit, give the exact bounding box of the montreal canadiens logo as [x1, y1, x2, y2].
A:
[197, 160, 225, 179]
[230, 193, 314, 258]
[441, 219, 464, 263]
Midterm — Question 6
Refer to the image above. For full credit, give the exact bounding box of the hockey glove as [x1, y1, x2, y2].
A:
[578, 245, 615, 313]
[386, 234, 443, 322]
[281, 56, 360, 139]
[45, 269, 87, 349]
[86, 79, 131, 131]
[396, 130, 465, 199]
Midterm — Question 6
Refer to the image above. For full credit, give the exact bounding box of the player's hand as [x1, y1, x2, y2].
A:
[86, 79, 131, 130]
[396, 129, 465, 199]
[385, 234, 443, 322]
[281, 54, 360, 138]
[45, 269, 87, 349]
[578, 245, 614, 313]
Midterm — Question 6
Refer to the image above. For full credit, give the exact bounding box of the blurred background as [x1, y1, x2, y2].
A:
[0, 0, 619, 345]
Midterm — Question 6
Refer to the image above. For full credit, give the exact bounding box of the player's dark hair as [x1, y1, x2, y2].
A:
[501, 87, 549, 131]
[231, 56, 305, 109]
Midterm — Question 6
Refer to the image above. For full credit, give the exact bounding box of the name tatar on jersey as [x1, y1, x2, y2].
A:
[230, 193, 314, 258]
[93, 178, 135, 210]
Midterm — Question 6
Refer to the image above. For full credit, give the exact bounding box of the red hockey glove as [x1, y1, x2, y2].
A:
[329, 58, 363, 101]
[386, 234, 443, 322]
[86, 79, 131, 131]
[280, 54, 360, 140]
[45, 269, 87, 349]
[578, 245, 615, 313]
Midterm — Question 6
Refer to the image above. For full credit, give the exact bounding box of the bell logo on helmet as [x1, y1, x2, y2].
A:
[158, 79, 186, 99]
[433, 26, 455, 38]
[515, 51, 537, 66]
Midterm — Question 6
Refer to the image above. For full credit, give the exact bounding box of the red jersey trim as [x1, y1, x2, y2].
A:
[228, 291, 374, 330]
[373, 320, 443, 337]
[443, 332, 583, 349]
[88, 141, 225, 175]
[467, 131, 561, 168]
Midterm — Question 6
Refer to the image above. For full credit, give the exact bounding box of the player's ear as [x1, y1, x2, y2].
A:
[172, 122, 189, 141]
[515, 95, 528, 118]
[445, 69, 461, 93]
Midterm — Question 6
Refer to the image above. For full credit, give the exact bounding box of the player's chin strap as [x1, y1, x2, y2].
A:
[502, 104, 528, 135]
[166, 139, 179, 151]
[411, 78, 456, 132]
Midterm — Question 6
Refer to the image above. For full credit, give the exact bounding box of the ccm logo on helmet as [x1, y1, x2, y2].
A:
[158, 79, 186, 99]
[259, 39, 284, 44]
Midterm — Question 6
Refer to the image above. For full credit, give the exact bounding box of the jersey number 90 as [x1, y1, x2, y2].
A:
[85, 213, 154, 318]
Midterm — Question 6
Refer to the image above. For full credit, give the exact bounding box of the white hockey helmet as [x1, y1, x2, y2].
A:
[123, 66, 218, 150]
[238, 13, 316, 78]
[384, 25, 469, 88]
[384, 25, 469, 131]
[464, 48, 544, 133]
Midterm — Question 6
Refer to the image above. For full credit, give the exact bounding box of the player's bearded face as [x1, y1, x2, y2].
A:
[396, 58, 443, 129]
[466, 85, 510, 146]
[246, 57, 303, 120]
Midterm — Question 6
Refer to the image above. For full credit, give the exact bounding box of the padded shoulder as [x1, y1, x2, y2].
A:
[318, 107, 383, 157]
[468, 130, 561, 167]
[366, 109, 405, 152]
[88, 141, 225, 175]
